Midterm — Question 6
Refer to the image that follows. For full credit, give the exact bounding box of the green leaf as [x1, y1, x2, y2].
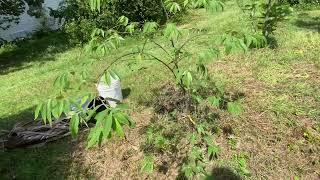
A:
[57, 100, 64, 117]
[208, 144, 220, 159]
[109, 70, 120, 80]
[52, 105, 60, 120]
[125, 23, 137, 34]
[182, 71, 193, 89]
[103, 112, 113, 138]
[95, 110, 107, 123]
[143, 22, 158, 35]
[86, 127, 103, 149]
[118, 16, 129, 26]
[227, 101, 243, 116]
[104, 72, 111, 86]
[182, 164, 194, 178]
[190, 146, 202, 160]
[196, 63, 208, 77]
[41, 103, 47, 124]
[165, 1, 181, 13]
[47, 99, 52, 126]
[70, 114, 80, 138]
[113, 111, 130, 125]
[198, 48, 220, 62]
[80, 95, 90, 107]
[206, 0, 224, 13]
[141, 155, 154, 174]
[91, 28, 105, 38]
[114, 118, 125, 138]
[163, 23, 181, 40]
[196, 124, 205, 135]
[207, 96, 221, 107]
[85, 104, 102, 121]
[34, 103, 43, 120]
[183, 0, 189, 7]
[90, 0, 102, 12]
[192, 94, 203, 103]
[63, 99, 71, 114]
[96, 0, 101, 12]
[189, 132, 199, 145]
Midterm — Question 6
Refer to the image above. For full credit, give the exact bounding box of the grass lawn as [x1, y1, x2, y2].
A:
[0, 2, 320, 179]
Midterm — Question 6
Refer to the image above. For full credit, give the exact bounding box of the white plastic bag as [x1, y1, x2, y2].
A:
[96, 75, 123, 107]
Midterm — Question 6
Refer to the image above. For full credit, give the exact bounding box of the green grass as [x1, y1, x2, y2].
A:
[1, 2, 320, 179]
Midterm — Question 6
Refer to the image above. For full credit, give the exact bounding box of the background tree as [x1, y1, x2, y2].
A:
[0, 0, 25, 30]
[0, 0, 44, 30]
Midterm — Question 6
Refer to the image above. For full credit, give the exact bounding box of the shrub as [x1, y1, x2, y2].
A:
[51, 0, 170, 43]
[64, 19, 97, 45]
[113, 0, 167, 24]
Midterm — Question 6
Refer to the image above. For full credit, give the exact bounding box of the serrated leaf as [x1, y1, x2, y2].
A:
[183, 0, 189, 7]
[206, 0, 224, 13]
[165, 1, 181, 13]
[63, 99, 71, 114]
[118, 16, 129, 26]
[80, 95, 90, 107]
[227, 101, 243, 116]
[196, 124, 205, 135]
[163, 23, 181, 40]
[192, 94, 203, 103]
[104, 72, 111, 86]
[207, 96, 221, 107]
[182, 71, 193, 89]
[198, 48, 220, 62]
[141, 155, 154, 174]
[114, 118, 125, 138]
[34, 103, 42, 120]
[41, 103, 47, 124]
[85, 104, 102, 121]
[143, 22, 158, 35]
[108, 70, 119, 80]
[114, 112, 129, 125]
[182, 164, 194, 178]
[208, 144, 220, 160]
[57, 100, 64, 117]
[125, 23, 137, 34]
[95, 110, 107, 123]
[103, 112, 113, 138]
[70, 114, 79, 138]
[86, 127, 103, 149]
[47, 99, 52, 126]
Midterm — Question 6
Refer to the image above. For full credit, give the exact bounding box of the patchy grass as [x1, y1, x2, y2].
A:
[0, 2, 320, 179]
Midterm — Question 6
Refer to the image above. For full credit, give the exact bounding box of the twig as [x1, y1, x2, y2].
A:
[187, 115, 196, 126]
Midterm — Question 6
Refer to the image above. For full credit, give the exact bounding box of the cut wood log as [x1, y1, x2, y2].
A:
[1, 117, 73, 149]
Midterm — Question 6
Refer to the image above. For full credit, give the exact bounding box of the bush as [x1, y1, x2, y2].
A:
[113, 0, 166, 24]
[51, 0, 168, 44]
[64, 19, 97, 45]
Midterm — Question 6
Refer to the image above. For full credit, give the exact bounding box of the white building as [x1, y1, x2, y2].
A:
[0, 0, 63, 41]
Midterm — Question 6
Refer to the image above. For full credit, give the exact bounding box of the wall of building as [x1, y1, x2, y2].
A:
[0, 0, 63, 41]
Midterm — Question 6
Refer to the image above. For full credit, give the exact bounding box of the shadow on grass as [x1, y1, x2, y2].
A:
[294, 13, 320, 32]
[0, 108, 94, 179]
[0, 32, 74, 75]
[205, 167, 242, 180]
[0, 107, 35, 132]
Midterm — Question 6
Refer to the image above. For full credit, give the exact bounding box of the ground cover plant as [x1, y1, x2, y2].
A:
[0, 0, 320, 179]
